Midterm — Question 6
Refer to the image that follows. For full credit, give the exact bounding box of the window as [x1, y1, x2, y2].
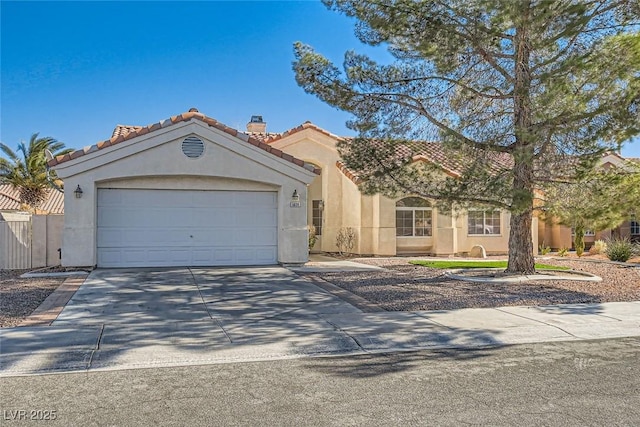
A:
[312, 200, 323, 235]
[395, 197, 432, 237]
[571, 228, 595, 236]
[631, 221, 640, 236]
[468, 210, 501, 235]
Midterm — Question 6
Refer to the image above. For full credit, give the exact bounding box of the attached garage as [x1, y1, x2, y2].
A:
[97, 189, 278, 267]
[50, 109, 318, 268]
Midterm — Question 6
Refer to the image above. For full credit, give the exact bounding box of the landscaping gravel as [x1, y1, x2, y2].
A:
[311, 257, 640, 311]
[0, 270, 65, 327]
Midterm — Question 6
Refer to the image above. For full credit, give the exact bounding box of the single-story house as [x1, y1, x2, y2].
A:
[51, 109, 540, 268]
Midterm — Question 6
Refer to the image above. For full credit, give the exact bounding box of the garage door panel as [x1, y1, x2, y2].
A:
[97, 189, 278, 267]
[255, 247, 277, 263]
[261, 211, 277, 225]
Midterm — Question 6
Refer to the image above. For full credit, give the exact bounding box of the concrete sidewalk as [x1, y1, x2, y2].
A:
[2, 301, 639, 376]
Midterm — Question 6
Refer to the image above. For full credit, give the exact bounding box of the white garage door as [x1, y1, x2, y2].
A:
[97, 189, 278, 267]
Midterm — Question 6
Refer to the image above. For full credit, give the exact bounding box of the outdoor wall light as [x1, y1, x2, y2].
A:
[318, 200, 325, 210]
[74, 185, 83, 199]
[291, 189, 300, 203]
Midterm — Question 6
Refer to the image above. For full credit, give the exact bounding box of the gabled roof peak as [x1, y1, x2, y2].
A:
[48, 110, 320, 175]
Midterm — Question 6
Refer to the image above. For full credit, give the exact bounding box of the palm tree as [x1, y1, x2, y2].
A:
[0, 133, 72, 211]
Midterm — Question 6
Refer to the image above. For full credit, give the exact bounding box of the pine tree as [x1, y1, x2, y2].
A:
[293, 0, 640, 273]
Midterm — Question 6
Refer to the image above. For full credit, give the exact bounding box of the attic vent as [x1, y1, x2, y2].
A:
[181, 136, 204, 158]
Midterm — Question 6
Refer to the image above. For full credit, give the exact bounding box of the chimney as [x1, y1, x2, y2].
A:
[246, 115, 266, 133]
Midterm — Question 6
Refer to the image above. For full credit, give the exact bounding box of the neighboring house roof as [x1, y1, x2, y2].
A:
[0, 184, 64, 214]
[48, 109, 320, 175]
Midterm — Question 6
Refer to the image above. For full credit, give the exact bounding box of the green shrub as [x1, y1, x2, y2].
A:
[605, 236, 634, 262]
[589, 240, 607, 255]
[308, 225, 317, 251]
[557, 247, 569, 257]
[539, 242, 551, 255]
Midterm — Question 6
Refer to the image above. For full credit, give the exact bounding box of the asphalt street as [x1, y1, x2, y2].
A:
[2, 337, 639, 426]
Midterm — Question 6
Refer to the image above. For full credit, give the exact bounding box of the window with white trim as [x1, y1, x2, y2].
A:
[631, 221, 640, 235]
[396, 197, 432, 237]
[468, 210, 501, 235]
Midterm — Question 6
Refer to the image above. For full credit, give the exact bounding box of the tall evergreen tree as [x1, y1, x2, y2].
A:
[293, 0, 640, 273]
[0, 133, 71, 211]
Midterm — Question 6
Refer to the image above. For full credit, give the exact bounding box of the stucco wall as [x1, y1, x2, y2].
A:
[32, 214, 63, 267]
[54, 121, 315, 267]
[270, 129, 347, 253]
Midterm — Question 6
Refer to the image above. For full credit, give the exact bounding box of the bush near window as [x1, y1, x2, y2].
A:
[605, 236, 634, 262]
[308, 225, 317, 251]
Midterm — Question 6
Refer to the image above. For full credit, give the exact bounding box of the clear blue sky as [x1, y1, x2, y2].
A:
[1, 1, 639, 158]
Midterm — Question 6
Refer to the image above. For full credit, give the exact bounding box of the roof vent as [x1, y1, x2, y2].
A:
[181, 136, 204, 158]
[189, 107, 199, 113]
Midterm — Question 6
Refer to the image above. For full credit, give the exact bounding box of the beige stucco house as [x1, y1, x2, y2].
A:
[51, 108, 544, 268]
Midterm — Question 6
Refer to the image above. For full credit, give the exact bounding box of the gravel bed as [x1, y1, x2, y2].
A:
[0, 270, 65, 327]
[311, 258, 640, 311]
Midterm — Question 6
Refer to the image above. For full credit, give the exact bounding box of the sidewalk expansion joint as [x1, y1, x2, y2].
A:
[412, 313, 456, 330]
[493, 308, 580, 339]
[87, 324, 105, 370]
[188, 267, 233, 344]
[322, 318, 367, 353]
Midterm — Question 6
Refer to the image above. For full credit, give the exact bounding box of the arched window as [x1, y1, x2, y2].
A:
[396, 197, 432, 237]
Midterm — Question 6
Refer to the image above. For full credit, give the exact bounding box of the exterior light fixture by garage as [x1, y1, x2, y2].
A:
[290, 189, 301, 208]
[74, 185, 83, 199]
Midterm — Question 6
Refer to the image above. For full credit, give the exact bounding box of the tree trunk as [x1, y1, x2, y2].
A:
[506, 2, 536, 275]
[507, 209, 535, 274]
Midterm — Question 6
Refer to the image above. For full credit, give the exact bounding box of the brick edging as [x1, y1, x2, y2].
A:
[20, 275, 88, 327]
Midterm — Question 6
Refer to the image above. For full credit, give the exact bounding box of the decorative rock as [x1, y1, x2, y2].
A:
[469, 245, 487, 259]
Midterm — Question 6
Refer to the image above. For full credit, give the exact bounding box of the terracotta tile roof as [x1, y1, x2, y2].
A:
[48, 109, 320, 175]
[111, 124, 142, 139]
[0, 184, 64, 214]
[247, 121, 345, 145]
[335, 139, 515, 183]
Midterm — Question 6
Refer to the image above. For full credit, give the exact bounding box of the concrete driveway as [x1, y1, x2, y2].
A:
[0, 267, 370, 375]
[54, 266, 361, 325]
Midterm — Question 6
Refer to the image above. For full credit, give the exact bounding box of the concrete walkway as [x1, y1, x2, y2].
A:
[1, 266, 639, 377]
